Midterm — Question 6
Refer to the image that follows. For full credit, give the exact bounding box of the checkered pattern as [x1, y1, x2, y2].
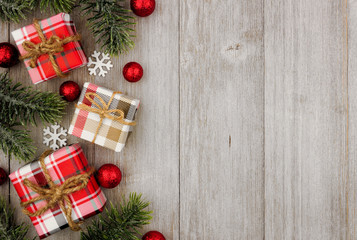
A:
[11, 13, 87, 84]
[9, 144, 106, 239]
[69, 82, 140, 152]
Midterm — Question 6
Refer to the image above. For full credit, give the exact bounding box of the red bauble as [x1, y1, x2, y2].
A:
[96, 164, 122, 189]
[59, 81, 81, 102]
[142, 231, 166, 240]
[0, 42, 19, 68]
[131, 0, 155, 17]
[0, 167, 7, 185]
[123, 62, 143, 82]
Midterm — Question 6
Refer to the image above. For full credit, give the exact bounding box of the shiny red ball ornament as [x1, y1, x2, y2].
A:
[0, 42, 19, 68]
[96, 164, 122, 189]
[123, 62, 143, 82]
[0, 167, 7, 185]
[131, 0, 155, 17]
[59, 81, 81, 102]
[142, 231, 166, 240]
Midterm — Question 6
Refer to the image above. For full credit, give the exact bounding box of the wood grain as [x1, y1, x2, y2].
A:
[264, 0, 348, 239]
[179, 0, 265, 239]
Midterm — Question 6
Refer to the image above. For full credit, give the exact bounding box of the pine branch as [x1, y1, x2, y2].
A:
[0, 123, 35, 162]
[0, 197, 34, 240]
[36, 0, 77, 13]
[81, 193, 152, 240]
[80, 0, 136, 56]
[0, 72, 67, 126]
[0, 0, 36, 23]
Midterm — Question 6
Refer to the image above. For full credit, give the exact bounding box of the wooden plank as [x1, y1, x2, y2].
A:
[179, 0, 265, 239]
[264, 0, 348, 239]
[93, 0, 180, 239]
[8, 10, 97, 240]
[347, 0, 357, 239]
[0, 21, 9, 201]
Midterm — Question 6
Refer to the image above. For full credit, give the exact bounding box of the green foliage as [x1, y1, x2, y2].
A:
[0, 123, 35, 162]
[37, 0, 77, 13]
[0, 0, 36, 23]
[81, 193, 152, 240]
[80, 0, 136, 56]
[0, 197, 34, 240]
[0, 72, 66, 162]
[0, 72, 67, 126]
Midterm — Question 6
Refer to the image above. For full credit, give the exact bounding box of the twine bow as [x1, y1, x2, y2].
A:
[76, 92, 136, 143]
[21, 150, 95, 231]
[20, 19, 81, 78]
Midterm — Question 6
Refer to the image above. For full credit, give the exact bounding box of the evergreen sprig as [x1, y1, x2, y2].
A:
[0, 123, 35, 162]
[80, 0, 136, 56]
[0, 0, 36, 23]
[0, 197, 34, 240]
[37, 0, 77, 13]
[81, 193, 152, 240]
[0, 73, 67, 126]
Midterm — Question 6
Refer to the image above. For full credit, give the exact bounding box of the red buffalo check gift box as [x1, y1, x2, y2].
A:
[11, 13, 87, 84]
[9, 144, 106, 239]
[69, 82, 140, 152]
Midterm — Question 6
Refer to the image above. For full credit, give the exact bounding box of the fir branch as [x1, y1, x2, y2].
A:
[80, 0, 136, 56]
[81, 193, 152, 240]
[0, 0, 36, 23]
[0, 123, 35, 162]
[0, 197, 34, 240]
[36, 0, 77, 13]
[0, 73, 67, 126]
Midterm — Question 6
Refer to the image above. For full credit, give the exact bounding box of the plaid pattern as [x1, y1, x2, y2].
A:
[69, 82, 140, 152]
[9, 144, 106, 239]
[11, 13, 87, 84]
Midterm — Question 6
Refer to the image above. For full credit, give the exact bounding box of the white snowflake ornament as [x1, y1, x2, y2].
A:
[87, 51, 113, 77]
[43, 123, 68, 150]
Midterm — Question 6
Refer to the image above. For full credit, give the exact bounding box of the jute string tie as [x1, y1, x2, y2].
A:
[21, 150, 95, 231]
[76, 92, 136, 143]
[20, 19, 81, 78]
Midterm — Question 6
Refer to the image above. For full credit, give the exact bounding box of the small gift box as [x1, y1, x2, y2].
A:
[9, 144, 106, 239]
[11, 13, 87, 84]
[69, 82, 140, 152]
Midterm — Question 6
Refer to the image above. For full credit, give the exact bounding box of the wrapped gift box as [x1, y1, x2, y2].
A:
[69, 82, 140, 152]
[9, 144, 106, 239]
[11, 13, 87, 84]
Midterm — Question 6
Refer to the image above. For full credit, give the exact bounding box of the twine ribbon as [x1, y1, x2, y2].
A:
[21, 150, 95, 231]
[20, 19, 81, 78]
[76, 92, 136, 143]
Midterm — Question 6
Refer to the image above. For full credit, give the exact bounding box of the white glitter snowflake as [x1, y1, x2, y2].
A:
[87, 51, 113, 77]
[43, 123, 68, 150]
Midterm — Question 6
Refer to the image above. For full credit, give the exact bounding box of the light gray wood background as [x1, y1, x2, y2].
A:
[0, 0, 355, 239]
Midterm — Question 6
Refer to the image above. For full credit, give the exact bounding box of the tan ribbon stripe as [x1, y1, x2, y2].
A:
[20, 19, 81, 78]
[76, 92, 136, 143]
[21, 150, 95, 231]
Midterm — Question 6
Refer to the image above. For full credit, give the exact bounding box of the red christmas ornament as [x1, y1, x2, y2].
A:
[131, 0, 156, 17]
[0, 42, 19, 68]
[96, 164, 122, 189]
[142, 231, 166, 240]
[123, 62, 143, 82]
[0, 167, 7, 185]
[59, 81, 81, 102]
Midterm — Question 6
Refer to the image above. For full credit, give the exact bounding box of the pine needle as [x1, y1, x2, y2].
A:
[0, 197, 34, 240]
[0, 0, 36, 23]
[80, 0, 136, 56]
[37, 0, 77, 13]
[0, 72, 67, 126]
[81, 193, 152, 240]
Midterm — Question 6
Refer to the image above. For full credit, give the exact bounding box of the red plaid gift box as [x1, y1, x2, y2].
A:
[11, 13, 87, 84]
[9, 144, 106, 239]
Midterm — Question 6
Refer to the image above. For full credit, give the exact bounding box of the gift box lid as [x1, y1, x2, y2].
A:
[11, 13, 87, 84]
[9, 144, 106, 239]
